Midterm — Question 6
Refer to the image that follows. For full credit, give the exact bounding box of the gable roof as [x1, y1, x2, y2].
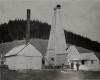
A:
[0, 40, 26, 55]
[5, 45, 25, 57]
[30, 39, 48, 56]
[18, 43, 41, 56]
[76, 46, 92, 53]
[79, 53, 98, 60]
[75, 46, 100, 60]
[66, 44, 100, 60]
[5, 43, 42, 57]
[0, 39, 100, 59]
[67, 46, 80, 60]
[0, 39, 48, 56]
[67, 44, 92, 53]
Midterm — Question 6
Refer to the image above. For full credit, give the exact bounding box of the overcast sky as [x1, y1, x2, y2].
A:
[0, 0, 100, 42]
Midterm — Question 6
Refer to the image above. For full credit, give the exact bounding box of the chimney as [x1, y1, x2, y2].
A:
[26, 9, 31, 44]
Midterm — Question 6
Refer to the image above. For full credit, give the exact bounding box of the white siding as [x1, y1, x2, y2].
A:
[79, 53, 100, 70]
[5, 56, 42, 70]
[5, 56, 17, 70]
[5, 43, 42, 70]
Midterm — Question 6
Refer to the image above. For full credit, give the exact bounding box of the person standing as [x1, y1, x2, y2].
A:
[76, 63, 80, 71]
[71, 62, 74, 71]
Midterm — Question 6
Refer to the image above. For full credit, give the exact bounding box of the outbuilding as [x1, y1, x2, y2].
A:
[79, 53, 100, 70]
[4, 43, 42, 70]
[67, 45, 100, 70]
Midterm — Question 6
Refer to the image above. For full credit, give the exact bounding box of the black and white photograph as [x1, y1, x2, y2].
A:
[0, 0, 100, 80]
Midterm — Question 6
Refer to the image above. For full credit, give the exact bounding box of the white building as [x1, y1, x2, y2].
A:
[79, 53, 100, 70]
[4, 43, 42, 70]
[45, 4, 100, 71]
[67, 45, 100, 70]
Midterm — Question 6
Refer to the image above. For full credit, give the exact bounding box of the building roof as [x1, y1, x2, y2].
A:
[76, 46, 92, 53]
[67, 44, 92, 53]
[5, 43, 42, 57]
[67, 45, 80, 60]
[67, 46, 99, 61]
[5, 44, 25, 57]
[79, 53, 98, 60]
[0, 39, 47, 56]
[0, 39, 100, 59]
[75, 46, 100, 60]
[66, 45, 100, 60]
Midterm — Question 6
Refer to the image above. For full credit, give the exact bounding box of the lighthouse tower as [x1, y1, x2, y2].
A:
[45, 4, 67, 66]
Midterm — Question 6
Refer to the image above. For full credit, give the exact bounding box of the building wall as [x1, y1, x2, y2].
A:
[79, 61, 99, 70]
[67, 46, 100, 70]
[67, 46, 80, 62]
[56, 54, 67, 65]
[79, 59, 100, 70]
[69, 58, 100, 70]
[5, 56, 42, 70]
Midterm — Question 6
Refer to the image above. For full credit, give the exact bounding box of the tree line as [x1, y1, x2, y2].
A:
[0, 19, 100, 52]
[64, 31, 100, 52]
[0, 19, 51, 43]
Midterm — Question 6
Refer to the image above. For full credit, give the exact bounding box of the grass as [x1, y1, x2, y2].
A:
[1, 69, 59, 80]
[1, 69, 100, 80]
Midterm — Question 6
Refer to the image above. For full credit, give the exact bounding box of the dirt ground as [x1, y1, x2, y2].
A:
[0, 69, 100, 80]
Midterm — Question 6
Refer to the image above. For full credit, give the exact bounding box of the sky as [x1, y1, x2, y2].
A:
[0, 0, 100, 42]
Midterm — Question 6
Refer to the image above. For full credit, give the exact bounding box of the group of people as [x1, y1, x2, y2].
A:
[70, 62, 80, 71]
[61, 62, 80, 71]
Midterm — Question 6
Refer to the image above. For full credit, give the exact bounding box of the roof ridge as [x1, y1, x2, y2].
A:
[5, 43, 30, 57]
[16, 43, 30, 55]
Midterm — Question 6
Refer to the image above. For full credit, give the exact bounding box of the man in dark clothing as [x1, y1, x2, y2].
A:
[71, 62, 74, 71]
[76, 63, 80, 71]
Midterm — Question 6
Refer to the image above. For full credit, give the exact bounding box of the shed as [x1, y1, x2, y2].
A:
[4, 43, 42, 70]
